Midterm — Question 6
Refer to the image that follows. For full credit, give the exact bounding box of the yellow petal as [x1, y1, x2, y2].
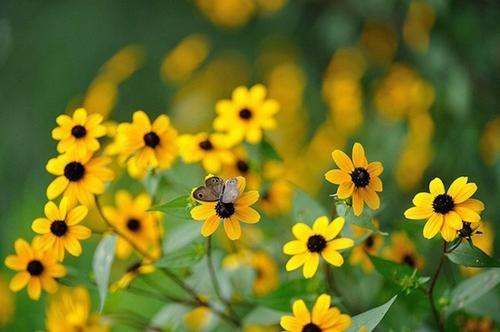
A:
[201, 215, 220, 237]
[66, 206, 88, 225]
[453, 183, 477, 204]
[9, 272, 30, 291]
[337, 181, 354, 199]
[324, 217, 345, 240]
[133, 110, 151, 131]
[292, 299, 311, 323]
[292, 223, 313, 241]
[325, 169, 350, 184]
[429, 178, 445, 195]
[235, 207, 260, 224]
[352, 190, 364, 216]
[303, 253, 320, 278]
[404, 206, 434, 220]
[367, 161, 383, 177]
[191, 203, 216, 220]
[447, 177, 467, 198]
[64, 236, 82, 256]
[454, 207, 481, 223]
[312, 294, 331, 325]
[327, 238, 354, 250]
[27, 278, 42, 300]
[332, 150, 354, 173]
[322, 246, 344, 266]
[223, 217, 241, 240]
[312, 216, 329, 235]
[369, 177, 383, 192]
[423, 214, 443, 239]
[441, 225, 458, 242]
[4, 255, 25, 270]
[69, 225, 92, 239]
[362, 188, 380, 210]
[280, 316, 302, 332]
[445, 211, 463, 230]
[352, 143, 368, 168]
[283, 240, 307, 255]
[456, 199, 484, 213]
[152, 115, 170, 134]
[46, 177, 69, 200]
[285, 253, 308, 271]
[73, 108, 87, 125]
[235, 191, 259, 206]
[32, 218, 51, 234]
[412, 193, 434, 206]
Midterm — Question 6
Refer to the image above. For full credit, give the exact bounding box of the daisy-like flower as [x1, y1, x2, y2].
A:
[51, 108, 106, 159]
[102, 191, 161, 260]
[280, 294, 352, 332]
[116, 110, 178, 173]
[46, 152, 114, 206]
[4, 239, 66, 300]
[404, 177, 485, 241]
[213, 84, 279, 144]
[190, 176, 260, 240]
[220, 147, 260, 190]
[110, 261, 155, 291]
[383, 231, 424, 269]
[259, 179, 293, 217]
[31, 198, 91, 261]
[325, 142, 383, 216]
[177, 132, 235, 173]
[283, 216, 354, 278]
[349, 224, 384, 273]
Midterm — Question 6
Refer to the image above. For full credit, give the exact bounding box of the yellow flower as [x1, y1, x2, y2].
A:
[0, 274, 14, 327]
[349, 224, 384, 272]
[325, 143, 383, 216]
[213, 84, 279, 144]
[31, 198, 91, 261]
[383, 231, 424, 269]
[46, 152, 114, 206]
[220, 147, 260, 190]
[259, 179, 293, 217]
[4, 238, 66, 300]
[102, 191, 161, 260]
[184, 304, 212, 332]
[51, 108, 107, 159]
[116, 110, 178, 173]
[280, 294, 352, 332]
[404, 177, 485, 241]
[110, 261, 155, 291]
[190, 176, 260, 240]
[284, 216, 354, 278]
[177, 132, 235, 173]
[46, 286, 109, 332]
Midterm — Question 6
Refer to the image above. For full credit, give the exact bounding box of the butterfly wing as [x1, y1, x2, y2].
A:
[221, 178, 240, 203]
[192, 176, 224, 202]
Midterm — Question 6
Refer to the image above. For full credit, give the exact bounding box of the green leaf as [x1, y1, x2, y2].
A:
[155, 242, 205, 269]
[370, 256, 427, 292]
[445, 269, 500, 316]
[341, 203, 387, 235]
[151, 194, 192, 219]
[254, 278, 320, 311]
[347, 295, 398, 332]
[292, 188, 328, 222]
[144, 169, 161, 198]
[92, 234, 116, 312]
[446, 243, 500, 267]
[244, 306, 287, 325]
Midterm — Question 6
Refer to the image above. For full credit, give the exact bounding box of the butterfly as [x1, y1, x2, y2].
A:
[192, 176, 240, 203]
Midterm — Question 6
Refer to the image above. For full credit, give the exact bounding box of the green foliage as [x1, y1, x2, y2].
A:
[446, 243, 500, 268]
[347, 295, 398, 332]
[293, 188, 328, 222]
[370, 255, 429, 294]
[151, 194, 193, 219]
[154, 242, 205, 269]
[254, 278, 321, 311]
[92, 235, 117, 311]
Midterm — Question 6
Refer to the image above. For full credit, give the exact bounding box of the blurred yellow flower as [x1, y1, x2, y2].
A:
[177, 132, 235, 173]
[32, 198, 91, 261]
[214, 84, 279, 144]
[280, 294, 351, 331]
[196, 0, 256, 28]
[349, 224, 384, 273]
[220, 147, 260, 190]
[46, 152, 114, 206]
[110, 261, 155, 291]
[191, 176, 260, 240]
[184, 304, 212, 331]
[284, 216, 354, 278]
[404, 177, 485, 241]
[383, 231, 424, 269]
[46, 286, 109, 332]
[325, 143, 384, 216]
[52, 108, 106, 159]
[102, 191, 161, 260]
[259, 179, 293, 217]
[0, 274, 14, 327]
[480, 116, 500, 165]
[403, 0, 435, 53]
[4, 238, 66, 300]
[360, 21, 397, 66]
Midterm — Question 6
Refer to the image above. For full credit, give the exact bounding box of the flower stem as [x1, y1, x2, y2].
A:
[324, 262, 334, 294]
[427, 241, 446, 332]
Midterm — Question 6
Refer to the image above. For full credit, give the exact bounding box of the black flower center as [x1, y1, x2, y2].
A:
[127, 261, 143, 273]
[364, 235, 375, 249]
[198, 139, 213, 151]
[432, 194, 454, 214]
[215, 201, 235, 218]
[459, 222, 473, 238]
[236, 160, 249, 173]
[402, 254, 416, 268]
[27, 260, 44, 276]
[127, 218, 141, 232]
[64, 162, 85, 181]
[307, 235, 327, 253]
[71, 125, 87, 138]
[50, 220, 68, 237]
[302, 323, 322, 332]
[144, 132, 160, 148]
[351, 167, 371, 188]
[239, 108, 252, 120]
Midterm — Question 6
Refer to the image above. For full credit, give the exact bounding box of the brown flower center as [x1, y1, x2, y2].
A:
[27, 260, 44, 276]
[144, 132, 160, 148]
[432, 194, 454, 214]
[198, 139, 213, 151]
[71, 125, 87, 138]
[64, 162, 85, 181]
[351, 167, 370, 188]
[307, 235, 327, 253]
[302, 323, 322, 332]
[239, 108, 252, 120]
[50, 220, 68, 237]
[127, 218, 141, 232]
[215, 201, 235, 218]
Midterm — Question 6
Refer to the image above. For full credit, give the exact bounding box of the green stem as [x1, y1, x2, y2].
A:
[427, 241, 446, 332]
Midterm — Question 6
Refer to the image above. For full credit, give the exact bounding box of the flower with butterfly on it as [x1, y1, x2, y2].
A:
[190, 176, 260, 240]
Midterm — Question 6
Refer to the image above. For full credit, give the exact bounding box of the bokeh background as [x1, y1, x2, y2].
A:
[1, 0, 499, 331]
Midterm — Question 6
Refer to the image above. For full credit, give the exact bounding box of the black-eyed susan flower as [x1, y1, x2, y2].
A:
[116, 110, 178, 174]
[259, 179, 293, 217]
[31, 198, 91, 261]
[102, 191, 161, 260]
[404, 177, 485, 241]
[4, 239, 66, 300]
[283, 216, 354, 278]
[383, 231, 424, 269]
[220, 147, 260, 190]
[177, 132, 235, 173]
[110, 261, 155, 291]
[190, 176, 260, 240]
[51, 108, 106, 159]
[325, 142, 383, 216]
[46, 286, 109, 332]
[280, 294, 352, 332]
[349, 224, 384, 272]
[213, 84, 279, 144]
[46, 152, 114, 206]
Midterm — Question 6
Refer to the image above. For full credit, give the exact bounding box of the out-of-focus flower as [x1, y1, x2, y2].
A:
[195, 0, 256, 28]
[349, 222, 384, 272]
[115, 111, 178, 177]
[46, 286, 109, 332]
[480, 116, 500, 165]
[325, 143, 384, 216]
[161, 34, 210, 83]
[31, 198, 91, 261]
[458, 316, 494, 332]
[280, 294, 351, 331]
[4, 238, 66, 300]
[259, 179, 293, 217]
[284, 217, 354, 278]
[383, 231, 424, 269]
[220, 147, 260, 190]
[461, 222, 494, 276]
[403, 0, 435, 53]
[46, 152, 114, 207]
[191, 176, 260, 240]
[244, 325, 280, 332]
[110, 261, 155, 291]
[52, 108, 106, 159]
[177, 132, 235, 174]
[0, 274, 14, 327]
[102, 191, 161, 260]
[360, 21, 397, 66]
[213, 84, 279, 144]
[184, 304, 212, 331]
[404, 177, 485, 241]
